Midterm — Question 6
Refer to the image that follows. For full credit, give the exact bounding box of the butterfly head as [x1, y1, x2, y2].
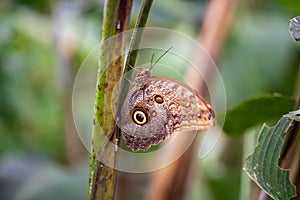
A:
[134, 69, 151, 87]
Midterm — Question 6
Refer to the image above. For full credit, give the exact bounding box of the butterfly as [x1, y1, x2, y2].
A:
[119, 50, 215, 151]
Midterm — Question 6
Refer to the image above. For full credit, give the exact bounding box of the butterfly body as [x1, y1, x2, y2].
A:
[120, 69, 215, 151]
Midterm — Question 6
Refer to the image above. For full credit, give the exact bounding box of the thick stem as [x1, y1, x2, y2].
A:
[88, 0, 132, 199]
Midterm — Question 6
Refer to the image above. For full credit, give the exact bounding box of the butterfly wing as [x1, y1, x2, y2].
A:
[120, 76, 215, 151]
[120, 85, 170, 151]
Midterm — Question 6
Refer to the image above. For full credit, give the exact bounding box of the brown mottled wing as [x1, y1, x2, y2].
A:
[120, 76, 215, 151]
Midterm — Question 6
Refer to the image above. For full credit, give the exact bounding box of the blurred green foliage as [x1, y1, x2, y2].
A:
[221, 11, 299, 106]
[222, 94, 295, 136]
[0, 10, 65, 160]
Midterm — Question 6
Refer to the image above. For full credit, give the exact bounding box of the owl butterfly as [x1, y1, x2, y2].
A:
[120, 51, 215, 152]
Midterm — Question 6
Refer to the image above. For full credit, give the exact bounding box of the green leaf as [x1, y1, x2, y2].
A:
[243, 110, 299, 200]
[222, 94, 295, 136]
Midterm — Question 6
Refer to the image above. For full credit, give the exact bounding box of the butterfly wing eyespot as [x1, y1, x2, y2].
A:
[132, 110, 148, 125]
[154, 95, 164, 104]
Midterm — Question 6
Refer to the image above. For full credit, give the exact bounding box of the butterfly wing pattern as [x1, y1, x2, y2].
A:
[120, 70, 215, 152]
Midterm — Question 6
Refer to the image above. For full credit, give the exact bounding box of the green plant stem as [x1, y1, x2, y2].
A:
[125, 0, 153, 71]
[118, 0, 154, 113]
[294, 63, 300, 103]
[88, 0, 132, 199]
[88, 0, 153, 199]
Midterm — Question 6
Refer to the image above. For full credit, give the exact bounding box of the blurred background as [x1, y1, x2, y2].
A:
[0, 0, 299, 199]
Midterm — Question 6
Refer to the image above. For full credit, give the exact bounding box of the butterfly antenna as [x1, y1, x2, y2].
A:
[150, 46, 172, 70]
[125, 62, 134, 70]
[125, 62, 141, 74]
[150, 53, 155, 69]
